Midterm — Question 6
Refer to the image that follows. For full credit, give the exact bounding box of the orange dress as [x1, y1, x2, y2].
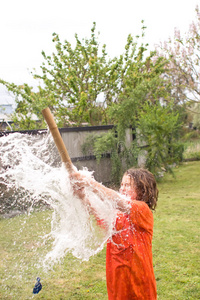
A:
[106, 200, 157, 300]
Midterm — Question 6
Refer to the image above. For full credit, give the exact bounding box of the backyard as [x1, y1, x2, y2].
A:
[0, 160, 200, 299]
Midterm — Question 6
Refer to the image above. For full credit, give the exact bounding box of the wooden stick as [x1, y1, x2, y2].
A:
[42, 107, 74, 172]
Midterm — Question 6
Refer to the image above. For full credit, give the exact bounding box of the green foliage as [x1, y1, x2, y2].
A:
[81, 38, 179, 183]
[82, 129, 139, 185]
[182, 138, 200, 161]
[35, 23, 121, 126]
[82, 131, 124, 184]
[192, 103, 200, 130]
[107, 47, 170, 140]
[136, 103, 184, 176]
[0, 80, 56, 130]
[0, 21, 169, 131]
[181, 128, 200, 142]
[1, 21, 184, 182]
[0, 22, 123, 128]
[83, 103, 184, 183]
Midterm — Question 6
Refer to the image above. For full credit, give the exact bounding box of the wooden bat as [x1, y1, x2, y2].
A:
[42, 107, 74, 172]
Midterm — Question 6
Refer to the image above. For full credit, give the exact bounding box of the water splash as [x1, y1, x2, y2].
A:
[0, 132, 117, 267]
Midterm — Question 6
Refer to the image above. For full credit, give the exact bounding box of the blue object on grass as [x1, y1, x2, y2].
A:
[33, 277, 42, 294]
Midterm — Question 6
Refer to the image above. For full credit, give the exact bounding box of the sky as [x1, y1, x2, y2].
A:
[0, 0, 199, 106]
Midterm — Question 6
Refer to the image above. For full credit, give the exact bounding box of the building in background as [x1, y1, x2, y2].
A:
[0, 104, 13, 114]
[0, 104, 13, 130]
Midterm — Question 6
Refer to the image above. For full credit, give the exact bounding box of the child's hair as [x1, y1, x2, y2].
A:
[124, 168, 158, 210]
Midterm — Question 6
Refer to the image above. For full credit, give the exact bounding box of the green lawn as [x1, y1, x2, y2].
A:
[0, 161, 200, 299]
[153, 161, 200, 299]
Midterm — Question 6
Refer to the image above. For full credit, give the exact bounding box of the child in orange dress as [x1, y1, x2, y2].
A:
[71, 168, 158, 300]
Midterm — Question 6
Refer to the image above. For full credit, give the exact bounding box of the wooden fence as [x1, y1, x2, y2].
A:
[0, 125, 135, 183]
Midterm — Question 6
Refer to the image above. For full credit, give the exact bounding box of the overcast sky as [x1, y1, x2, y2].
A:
[0, 0, 199, 105]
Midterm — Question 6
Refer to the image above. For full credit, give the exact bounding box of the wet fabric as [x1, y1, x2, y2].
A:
[106, 200, 157, 300]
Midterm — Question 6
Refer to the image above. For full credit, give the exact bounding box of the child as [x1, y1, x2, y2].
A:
[70, 168, 158, 300]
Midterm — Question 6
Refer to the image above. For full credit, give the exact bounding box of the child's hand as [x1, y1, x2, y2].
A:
[70, 171, 86, 199]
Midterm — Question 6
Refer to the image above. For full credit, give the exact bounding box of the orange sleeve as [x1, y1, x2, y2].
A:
[129, 200, 153, 234]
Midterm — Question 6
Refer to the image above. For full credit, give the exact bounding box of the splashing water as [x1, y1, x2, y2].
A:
[0, 132, 117, 268]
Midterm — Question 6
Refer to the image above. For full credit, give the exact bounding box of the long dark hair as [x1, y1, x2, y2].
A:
[124, 168, 158, 210]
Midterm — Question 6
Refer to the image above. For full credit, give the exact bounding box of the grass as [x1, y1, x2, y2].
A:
[181, 129, 200, 161]
[183, 140, 200, 160]
[0, 161, 200, 299]
[153, 161, 200, 299]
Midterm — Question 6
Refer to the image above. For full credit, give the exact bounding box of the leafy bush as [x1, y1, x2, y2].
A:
[136, 103, 184, 176]
[82, 103, 184, 183]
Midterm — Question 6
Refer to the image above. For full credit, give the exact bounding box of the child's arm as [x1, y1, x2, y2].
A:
[70, 171, 130, 213]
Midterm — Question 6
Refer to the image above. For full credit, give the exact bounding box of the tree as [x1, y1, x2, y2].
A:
[81, 30, 182, 183]
[34, 22, 125, 126]
[135, 103, 183, 174]
[0, 21, 169, 130]
[1, 22, 184, 182]
[0, 23, 124, 129]
[156, 5, 200, 107]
